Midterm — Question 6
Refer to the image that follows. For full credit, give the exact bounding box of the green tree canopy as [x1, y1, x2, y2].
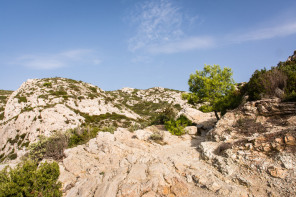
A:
[183, 64, 235, 120]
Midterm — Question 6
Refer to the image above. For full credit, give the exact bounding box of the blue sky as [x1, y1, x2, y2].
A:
[1, 0, 296, 91]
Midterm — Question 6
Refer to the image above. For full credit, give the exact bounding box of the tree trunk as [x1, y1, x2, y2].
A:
[214, 110, 220, 121]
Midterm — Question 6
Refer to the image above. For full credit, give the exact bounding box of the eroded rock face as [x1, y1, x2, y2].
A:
[59, 128, 252, 197]
[58, 122, 296, 197]
[204, 99, 296, 196]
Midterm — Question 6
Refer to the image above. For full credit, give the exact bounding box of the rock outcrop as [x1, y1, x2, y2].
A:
[59, 127, 250, 197]
[203, 98, 296, 196]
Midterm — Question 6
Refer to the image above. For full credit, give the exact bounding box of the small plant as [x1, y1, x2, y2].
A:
[149, 132, 163, 141]
[150, 106, 177, 125]
[68, 126, 100, 147]
[89, 86, 97, 93]
[8, 153, 17, 160]
[165, 115, 192, 136]
[17, 96, 27, 103]
[43, 82, 52, 88]
[101, 126, 116, 134]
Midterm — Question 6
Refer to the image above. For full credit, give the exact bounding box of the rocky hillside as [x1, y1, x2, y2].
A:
[0, 77, 214, 162]
[57, 98, 296, 197]
[0, 90, 13, 121]
[1, 55, 295, 196]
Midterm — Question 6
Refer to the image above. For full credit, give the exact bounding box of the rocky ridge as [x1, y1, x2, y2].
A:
[0, 77, 211, 162]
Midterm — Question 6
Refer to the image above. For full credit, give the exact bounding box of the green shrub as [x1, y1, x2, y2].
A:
[214, 88, 245, 115]
[89, 86, 97, 93]
[101, 126, 116, 134]
[43, 82, 52, 88]
[0, 159, 62, 197]
[17, 96, 27, 103]
[149, 132, 163, 141]
[8, 153, 17, 160]
[283, 90, 296, 102]
[38, 95, 48, 99]
[278, 56, 296, 94]
[50, 87, 67, 97]
[68, 126, 100, 147]
[29, 133, 68, 161]
[88, 93, 96, 99]
[149, 131, 166, 145]
[165, 115, 192, 136]
[150, 106, 177, 125]
[246, 68, 288, 101]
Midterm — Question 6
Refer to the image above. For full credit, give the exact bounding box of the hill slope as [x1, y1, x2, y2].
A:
[0, 77, 214, 162]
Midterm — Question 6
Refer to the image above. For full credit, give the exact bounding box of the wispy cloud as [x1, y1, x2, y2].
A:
[127, 0, 208, 54]
[13, 49, 101, 70]
[232, 21, 296, 43]
[148, 36, 214, 54]
[127, 0, 296, 57]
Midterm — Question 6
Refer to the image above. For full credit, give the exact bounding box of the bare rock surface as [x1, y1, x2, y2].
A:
[206, 99, 296, 196]
[59, 127, 253, 197]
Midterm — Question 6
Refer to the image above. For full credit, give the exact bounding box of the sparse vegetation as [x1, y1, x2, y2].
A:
[234, 118, 267, 136]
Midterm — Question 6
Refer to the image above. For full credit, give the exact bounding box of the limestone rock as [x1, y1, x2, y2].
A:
[185, 126, 197, 135]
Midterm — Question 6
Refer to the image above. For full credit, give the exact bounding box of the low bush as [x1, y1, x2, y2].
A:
[150, 106, 177, 125]
[246, 68, 287, 101]
[165, 115, 192, 136]
[29, 132, 68, 161]
[214, 88, 245, 115]
[17, 96, 27, 103]
[43, 82, 52, 88]
[149, 131, 166, 145]
[0, 159, 62, 197]
[283, 90, 296, 102]
[89, 86, 97, 93]
[68, 126, 100, 147]
[246, 54, 296, 102]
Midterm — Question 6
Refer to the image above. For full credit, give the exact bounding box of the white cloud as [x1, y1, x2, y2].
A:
[233, 21, 296, 42]
[131, 55, 152, 63]
[14, 49, 101, 70]
[148, 36, 214, 54]
[128, 0, 185, 52]
[127, 0, 211, 54]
